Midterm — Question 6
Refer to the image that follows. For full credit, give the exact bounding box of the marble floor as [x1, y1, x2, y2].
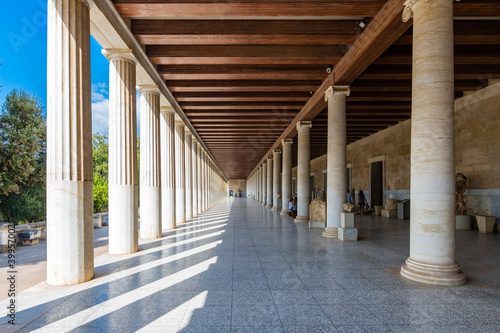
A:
[2, 198, 500, 333]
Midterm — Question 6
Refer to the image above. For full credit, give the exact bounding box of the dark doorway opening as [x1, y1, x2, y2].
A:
[370, 161, 383, 207]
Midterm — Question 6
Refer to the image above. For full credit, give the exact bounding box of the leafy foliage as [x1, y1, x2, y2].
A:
[0, 89, 46, 223]
[92, 133, 108, 213]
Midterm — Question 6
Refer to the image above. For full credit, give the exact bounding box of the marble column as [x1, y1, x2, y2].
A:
[262, 161, 268, 206]
[160, 106, 176, 230]
[258, 167, 261, 203]
[280, 139, 293, 215]
[175, 122, 186, 224]
[295, 121, 312, 223]
[266, 156, 273, 208]
[47, 0, 93, 285]
[400, 0, 466, 286]
[185, 132, 193, 220]
[197, 144, 203, 214]
[139, 86, 161, 239]
[323, 86, 350, 239]
[272, 149, 282, 211]
[202, 152, 207, 211]
[105, 49, 138, 255]
[192, 139, 198, 217]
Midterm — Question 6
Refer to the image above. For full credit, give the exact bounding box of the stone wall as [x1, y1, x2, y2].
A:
[290, 81, 500, 218]
[228, 179, 246, 196]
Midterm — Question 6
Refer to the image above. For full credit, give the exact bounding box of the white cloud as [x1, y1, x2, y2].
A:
[92, 83, 109, 135]
[90, 83, 142, 137]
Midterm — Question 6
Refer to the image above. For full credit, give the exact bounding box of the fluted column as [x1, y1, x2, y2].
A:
[175, 121, 186, 224]
[105, 49, 138, 255]
[192, 139, 198, 217]
[272, 149, 282, 211]
[47, 0, 93, 285]
[295, 121, 312, 223]
[266, 156, 273, 208]
[323, 86, 350, 239]
[160, 106, 176, 230]
[202, 152, 207, 211]
[400, 0, 466, 286]
[197, 144, 203, 214]
[138, 86, 161, 239]
[185, 131, 193, 220]
[262, 161, 268, 206]
[280, 139, 293, 215]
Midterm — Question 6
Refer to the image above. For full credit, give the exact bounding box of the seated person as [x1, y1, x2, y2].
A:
[347, 189, 354, 204]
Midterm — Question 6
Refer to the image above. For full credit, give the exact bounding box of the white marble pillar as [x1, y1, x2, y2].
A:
[272, 149, 282, 211]
[47, 0, 93, 285]
[262, 161, 268, 206]
[175, 122, 186, 224]
[105, 49, 138, 255]
[295, 121, 312, 223]
[192, 139, 198, 217]
[266, 156, 273, 208]
[197, 144, 203, 214]
[139, 86, 161, 239]
[185, 132, 193, 220]
[202, 152, 207, 211]
[323, 86, 350, 239]
[160, 106, 176, 230]
[280, 139, 293, 215]
[400, 0, 466, 286]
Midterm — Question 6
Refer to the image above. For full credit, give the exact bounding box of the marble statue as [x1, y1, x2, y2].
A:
[455, 173, 467, 215]
[343, 203, 354, 212]
[309, 197, 326, 222]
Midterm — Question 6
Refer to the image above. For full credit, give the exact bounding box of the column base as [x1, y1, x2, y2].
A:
[294, 215, 309, 223]
[322, 227, 338, 239]
[266, 204, 272, 208]
[280, 210, 289, 216]
[400, 257, 467, 286]
[271, 206, 277, 211]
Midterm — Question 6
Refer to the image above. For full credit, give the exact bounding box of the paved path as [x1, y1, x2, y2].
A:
[0, 224, 110, 301]
[0, 198, 499, 332]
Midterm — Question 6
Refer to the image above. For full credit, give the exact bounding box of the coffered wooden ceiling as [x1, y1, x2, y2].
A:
[113, 0, 500, 179]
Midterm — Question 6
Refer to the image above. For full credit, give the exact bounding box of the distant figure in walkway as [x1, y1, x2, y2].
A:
[358, 190, 368, 216]
[289, 197, 297, 218]
[347, 190, 354, 204]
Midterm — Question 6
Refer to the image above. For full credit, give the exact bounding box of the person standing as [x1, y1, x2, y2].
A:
[358, 190, 368, 216]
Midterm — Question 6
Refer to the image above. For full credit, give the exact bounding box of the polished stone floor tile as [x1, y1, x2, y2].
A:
[4, 198, 500, 333]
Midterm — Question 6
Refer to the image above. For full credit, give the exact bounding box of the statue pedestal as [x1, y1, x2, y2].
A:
[476, 215, 496, 234]
[455, 215, 471, 231]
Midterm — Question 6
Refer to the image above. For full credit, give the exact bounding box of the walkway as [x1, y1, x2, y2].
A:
[1, 198, 499, 332]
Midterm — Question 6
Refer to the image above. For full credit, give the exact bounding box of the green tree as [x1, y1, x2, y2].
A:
[0, 89, 46, 223]
[92, 133, 108, 213]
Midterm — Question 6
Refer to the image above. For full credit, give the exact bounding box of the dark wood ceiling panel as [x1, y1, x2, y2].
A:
[113, 0, 500, 179]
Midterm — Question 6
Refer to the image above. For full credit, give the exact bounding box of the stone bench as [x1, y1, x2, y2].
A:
[94, 212, 108, 228]
[17, 229, 42, 246]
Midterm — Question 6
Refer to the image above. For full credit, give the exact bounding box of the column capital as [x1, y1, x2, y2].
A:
[282, 138, 293, 145]
[402, 0, 425, 22]
[267, 156, 273, 161]
[296, 121, 312, 130]
[138, 85, 160, 95]
[80, 0, 93, 8]
[324, 85, 350, 101]
[175, 120, 185, 126]
[102, 49, 136, 63]
[263, 160, 267, 165]
[274, 149, 282, 154]
[160, 106, 175, 114]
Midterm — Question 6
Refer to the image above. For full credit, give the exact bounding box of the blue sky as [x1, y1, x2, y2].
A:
[0, 0, 138, 136]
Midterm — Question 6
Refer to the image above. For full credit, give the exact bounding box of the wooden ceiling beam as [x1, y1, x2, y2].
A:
[187, 112, 297, 117]
[169, 85, 319, 92]
[138, 34, 358, 46]
[182, 105, 303, 110]
[151, 57, 342, 65]
[131, 19, 361, 35]
[115, 2, 383, 18]
[179, 97, 309, 102]
[248, 0, 412, 176]
[162, 74, 326, 80]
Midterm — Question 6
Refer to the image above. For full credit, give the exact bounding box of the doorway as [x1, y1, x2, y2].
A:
[370, 160, 384, 207]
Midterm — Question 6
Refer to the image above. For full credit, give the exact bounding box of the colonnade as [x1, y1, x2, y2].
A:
[247, 0, 466, 286]
[47, 0, 464, 288]
[46, 0, 226, 286]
